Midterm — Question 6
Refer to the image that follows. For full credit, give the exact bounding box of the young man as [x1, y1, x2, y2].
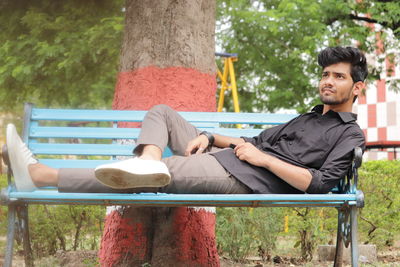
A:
[6, 46, 367, 194]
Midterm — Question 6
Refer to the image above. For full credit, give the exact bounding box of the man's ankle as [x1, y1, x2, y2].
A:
[140, 144, 162, 160]
[28, 163, 58, 187]
[139, 154, 159, 161]
[28, 163, 41, 187]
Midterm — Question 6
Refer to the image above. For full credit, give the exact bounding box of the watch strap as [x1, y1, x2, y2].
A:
[199, 131, 215, 148]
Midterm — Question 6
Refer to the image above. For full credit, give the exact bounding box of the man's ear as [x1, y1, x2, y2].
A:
[353, 81, 365, 97]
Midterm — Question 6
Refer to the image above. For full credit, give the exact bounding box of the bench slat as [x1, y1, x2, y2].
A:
[214, 128, 263, 137]
[40, 159, 117, 168]
[30, 143, 135, 156]
[30, 127, 140, 139]
[6, 199, 356, 208]
[32, 108, 297, 125]
[7, 191, 357, 208]
[29, 126, 265, 139]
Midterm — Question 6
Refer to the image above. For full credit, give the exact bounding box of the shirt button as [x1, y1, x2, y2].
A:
[289, 142, 292, 145]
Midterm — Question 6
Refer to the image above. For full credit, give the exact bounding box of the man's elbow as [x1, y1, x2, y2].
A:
[305, 174, 338, 194]
[306, 185, 333, 194]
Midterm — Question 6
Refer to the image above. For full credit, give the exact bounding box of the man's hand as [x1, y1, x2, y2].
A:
[185, 135, 209, 156]
[234, 142, 312, 191]
[234, 142, 268, 167]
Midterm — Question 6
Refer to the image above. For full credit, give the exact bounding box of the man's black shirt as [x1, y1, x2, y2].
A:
[211, 105, 365, 194]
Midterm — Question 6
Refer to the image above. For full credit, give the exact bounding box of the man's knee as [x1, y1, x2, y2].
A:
[149, 104, 174, 114]
[146, 104, 178, 123]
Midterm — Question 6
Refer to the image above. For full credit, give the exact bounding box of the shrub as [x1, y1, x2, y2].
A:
[0, 174, 8, 251]
[1, 176, 105, 257]
[28, 205, 106, 257]
[286, 207, 336, 261]
[358, 160, 400, 247]
[216, 207, 283, 262]
[285, 160, 400, 260]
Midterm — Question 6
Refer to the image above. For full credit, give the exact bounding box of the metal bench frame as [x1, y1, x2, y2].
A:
[1, 103, 364, 267]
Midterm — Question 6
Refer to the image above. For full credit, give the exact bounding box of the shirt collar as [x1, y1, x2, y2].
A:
[311, 105, 357, 123]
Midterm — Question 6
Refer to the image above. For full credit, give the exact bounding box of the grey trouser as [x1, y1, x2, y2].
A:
[58, 104, 251, 194]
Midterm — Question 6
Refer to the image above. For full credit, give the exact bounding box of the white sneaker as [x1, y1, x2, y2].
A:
[94, 158, 171, 189]
[6, 124, 38, 191]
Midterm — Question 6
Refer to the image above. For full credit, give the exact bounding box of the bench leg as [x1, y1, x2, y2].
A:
[334, 209, 344, 267]
[350, 206, 359, 267]
[4, 205, 16, 267]
[19, 205, 34, 267]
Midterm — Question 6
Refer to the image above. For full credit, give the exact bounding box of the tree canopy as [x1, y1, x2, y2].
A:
[217, 0, 400, 112]
[1, 0, 399, 113]
[0, 0, 124, 112]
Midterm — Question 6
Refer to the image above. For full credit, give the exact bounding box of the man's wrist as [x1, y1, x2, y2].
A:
[199, 131, 215, 148]
[262, 153, 273, 169]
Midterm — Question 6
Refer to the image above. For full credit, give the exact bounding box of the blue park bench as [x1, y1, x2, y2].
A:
[1, 103, 364, 267]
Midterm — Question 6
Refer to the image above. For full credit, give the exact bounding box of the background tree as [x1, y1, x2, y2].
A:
[216, 0, 400, 113]
[99, 1, 219, 266]
[0, 0, 123, 113]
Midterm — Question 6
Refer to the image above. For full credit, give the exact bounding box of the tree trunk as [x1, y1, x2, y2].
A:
[99, 1, 219, 266]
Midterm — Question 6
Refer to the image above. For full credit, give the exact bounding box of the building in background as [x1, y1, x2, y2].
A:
[355, 49, 400, 160]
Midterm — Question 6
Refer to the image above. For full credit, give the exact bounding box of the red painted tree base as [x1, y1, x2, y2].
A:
[151, 207, 219, 267]
[99, 208, 153, 266]
[113, 66, 216, 112]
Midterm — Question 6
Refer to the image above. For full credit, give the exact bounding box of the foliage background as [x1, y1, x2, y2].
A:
[216, 160, 400, 261]
[358, 160, 400, 247]
[0, 0, 399, 113]
[216, 0, 400, 113]
[216, 207, 283, 261]
[0, 0, 124, 113]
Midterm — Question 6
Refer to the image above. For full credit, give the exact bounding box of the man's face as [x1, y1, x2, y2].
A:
[319, 62, 355, 106]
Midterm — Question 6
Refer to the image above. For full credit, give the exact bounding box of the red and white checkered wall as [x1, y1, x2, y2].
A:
[354, 53, 400, 160]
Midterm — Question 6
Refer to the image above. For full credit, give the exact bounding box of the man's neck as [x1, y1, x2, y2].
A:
[322, 103, 353, 114]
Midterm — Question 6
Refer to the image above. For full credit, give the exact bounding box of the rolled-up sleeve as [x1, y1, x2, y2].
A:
[306, 129, 365, 194]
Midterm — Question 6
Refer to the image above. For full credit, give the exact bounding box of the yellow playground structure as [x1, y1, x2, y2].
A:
[216, 52, 240, 113]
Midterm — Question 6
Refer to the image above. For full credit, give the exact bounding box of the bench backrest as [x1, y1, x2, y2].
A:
[24, 103, 298, 169]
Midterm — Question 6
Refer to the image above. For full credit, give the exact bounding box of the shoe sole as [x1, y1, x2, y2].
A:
[6, 124, 38, 191]
[95, 168, 171, 189]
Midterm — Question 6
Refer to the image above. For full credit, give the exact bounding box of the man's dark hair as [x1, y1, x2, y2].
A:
[318, 46, 368, 82]
[318, 46, 368, 102]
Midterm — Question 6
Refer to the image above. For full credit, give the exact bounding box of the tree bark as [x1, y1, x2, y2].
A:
[99, 1, 219, 266]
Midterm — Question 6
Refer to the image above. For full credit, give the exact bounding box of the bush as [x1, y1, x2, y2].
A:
[358, 160, 400, 247]
[216, 207, 284, 262]
[28, 205, 106, 257]
[0, 174, 106, 258]
[0, 174, 9, 236]
[284, 160, 400, 259]
[285, 207, 337, 261]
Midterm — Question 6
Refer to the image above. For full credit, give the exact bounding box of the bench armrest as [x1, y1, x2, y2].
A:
[1, 144, 12, 186]
[337, 146, 363, 196]
[353, 146, 363, 169]
[352, 146, 363, 188]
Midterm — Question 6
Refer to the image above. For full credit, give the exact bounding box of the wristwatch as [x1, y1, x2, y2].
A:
[199, 131, 215, 148]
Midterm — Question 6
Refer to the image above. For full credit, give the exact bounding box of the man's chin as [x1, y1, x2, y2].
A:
[320, 97, 349, 106]
[320, 96, 340, 105]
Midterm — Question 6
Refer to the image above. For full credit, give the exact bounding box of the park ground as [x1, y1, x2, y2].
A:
[1, 237, 399, 267]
